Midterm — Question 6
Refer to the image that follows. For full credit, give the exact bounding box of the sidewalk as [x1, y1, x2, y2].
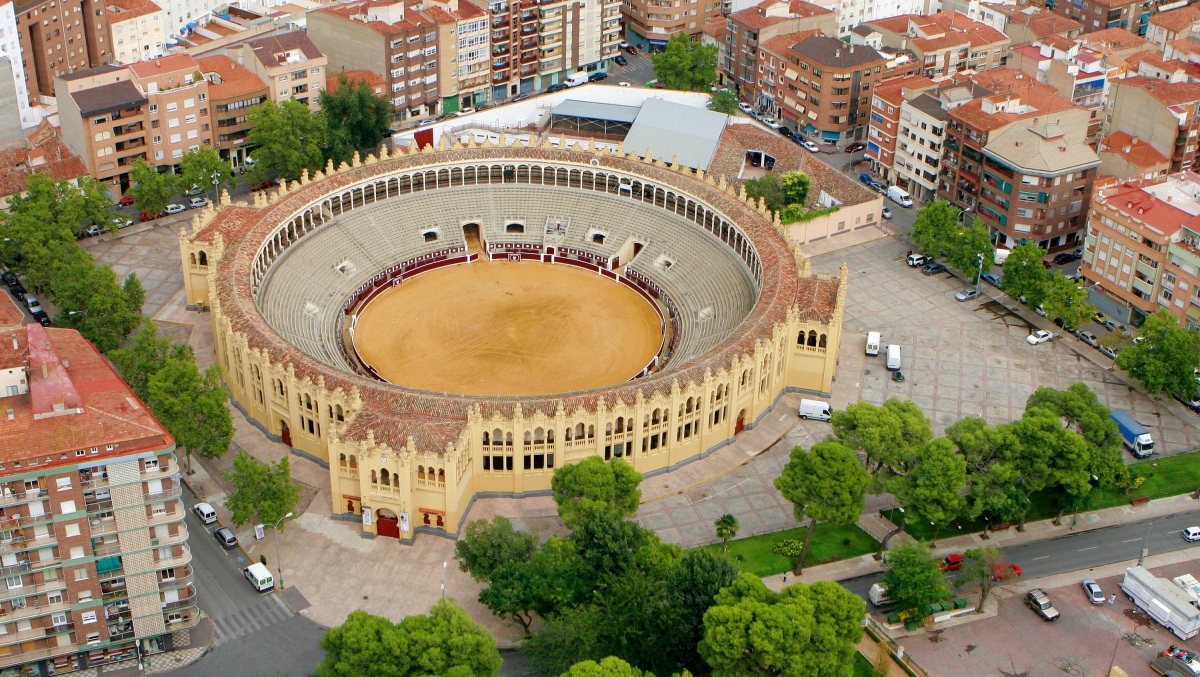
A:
[98, 616, 213, 676]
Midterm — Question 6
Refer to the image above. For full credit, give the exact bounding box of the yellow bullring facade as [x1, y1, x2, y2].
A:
[179, 140, 847, 541]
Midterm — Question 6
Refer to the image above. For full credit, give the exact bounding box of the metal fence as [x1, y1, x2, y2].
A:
[865, 616, 933, 677]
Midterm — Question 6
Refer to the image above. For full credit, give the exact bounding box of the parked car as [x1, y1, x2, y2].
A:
[859, 172, 875, 186]
[243, 156, 256, 167]
[189, 197, 209, 209]
[454, 107, 477, 115]
[922, 262, 947, 276]
[1175, 392, 1200, 413]
[80, 224, 110, 238]
[1081, 579, 1105, 604]
[164, 203, 186, 215]
[587, 72, 608, 82]
[956, 288, 980, 302]
[991, 563, 1023, 580]
[617, 82, 631, 87]
[739, 102, 754, 114]
[1053, 250, 1083, 265]
[1184, 526, 1200, 542]
[779, 128, 795, 140]
[1027, 330, 1053, 345]
[1078, 331, 1099, 347]
[183, 184, 204, 197]
[981, 273, 1002, 288]
[614, 54, 628, 66]
[801, 140, 820, 153]
[112, 217, 132, 229]
[1099, 345, 1118, 359]
[882, 207, 893, 219]
[250, 178, 277, 192]
[906, 254, 928, 267]
[36, 314, 51, 327]
[939, 554, 964, 572]
[844, 142, 866, 153]
[9, 285, 25, 301]
[761, 118, 783, 130]
[23, 295, 41, 314]
[214, 527, 238, 549]
[1025, 589, 1060, 621]
[1, 271, 17, 287]
[546, 83, 568, 93]
[624, 45, 638, 54]
[117, 195, 136, 206]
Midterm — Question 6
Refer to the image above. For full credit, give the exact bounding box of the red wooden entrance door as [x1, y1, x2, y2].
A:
[376, 516, 400, 538]
[734, 414, 745, 434]
[280, 423, 291, 447]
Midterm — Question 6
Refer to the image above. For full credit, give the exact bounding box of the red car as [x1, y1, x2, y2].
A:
[625, 45, 638, 55]
[991, 563, 1023, 581]
[939, 554, 964, 572]
[118, 195, 136, 206]
[140, 210, 160, 222]
[844, 142, 866, 153]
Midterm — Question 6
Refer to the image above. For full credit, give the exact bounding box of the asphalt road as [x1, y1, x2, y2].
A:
[170, 485, 326, 677]
[841, 509, 1200, 603]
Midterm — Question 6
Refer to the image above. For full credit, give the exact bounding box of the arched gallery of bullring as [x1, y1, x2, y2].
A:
[179, 140, 848, 542]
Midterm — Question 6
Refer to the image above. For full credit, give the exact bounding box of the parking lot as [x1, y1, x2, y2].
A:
[808, 236, 1200, 453]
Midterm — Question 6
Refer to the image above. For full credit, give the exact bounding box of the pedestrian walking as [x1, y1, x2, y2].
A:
[1109, 594, 1116, 606]
[782, 573, 788, 583]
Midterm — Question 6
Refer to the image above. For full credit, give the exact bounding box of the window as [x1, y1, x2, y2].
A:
[81, 611, 96, 624]
[168, 118, 179, 128]
[68, 546, 84, 559]
[184, 98, 194, 108]
[64, 523, 80, 537]
[4, 576, 21, 590]
[184, 114, 196, 124]
[166, 102, 177, 112]
[149, 103, 157, 113]
[59, 500, 76, 514]
[47, 592, 62, 605]
[55, 477, 71, 491]
[51, 613, 67, 626]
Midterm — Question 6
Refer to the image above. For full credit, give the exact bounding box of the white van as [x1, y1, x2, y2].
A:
[887, 186, 914, 207]
[243, 562, 274, 592]
[886, 344, 901, 371]
[994, 248, 1011, 265]
[865, 331, 880, 356]
[798, 399, 832, 421]
[565, 71, 589, 87]
[869, 583, 891, 606]
[192, 502, 218, 525]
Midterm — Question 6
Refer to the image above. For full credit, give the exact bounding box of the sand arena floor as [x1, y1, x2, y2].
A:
[351, 260, 664, 396]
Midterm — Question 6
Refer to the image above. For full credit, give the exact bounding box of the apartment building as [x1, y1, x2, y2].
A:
[893, 90, 951, 200]
[1043, 0, 1178, 36]
[0, 0, 44, 131]
[326, 69, 386, 98]
[237, 31, 326, 113]
[107, 0, 165, 65]
[865, 74, 935, 183]
[0, 323, 193, 676]
[1108, 77, 1200, 173]
[423, 0, 489, 111]
[1098, 130, 1170, 179]
[1146, 4, 1200, 48]
[1082, 172, 1200, 327]
[756, 35, 886, 142]
[1010, 34, 1111, 139]
[864, 11, 1012, 80]
[1004, 7, 1084, 46]
[15, 0, 112, 98]
[721, 0, 836, 97]
[937, 70, 1100, 250]
[127, 55, 209, 170]
[622, 0, 724, 46]
[198, 54, 265, 166]
[56, 66, 147, 198]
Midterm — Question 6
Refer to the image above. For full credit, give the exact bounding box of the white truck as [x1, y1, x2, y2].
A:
[565, 71, 589, 88]
[868, 583, 890, 606]
[1122, 566, 1200, 640]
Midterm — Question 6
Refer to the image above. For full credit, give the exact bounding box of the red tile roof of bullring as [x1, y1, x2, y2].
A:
[0, 325, 173, 467]
[195, 147, 841, 451]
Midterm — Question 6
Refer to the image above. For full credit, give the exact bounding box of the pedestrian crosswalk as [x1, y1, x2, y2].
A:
[211, 593, 294, 647]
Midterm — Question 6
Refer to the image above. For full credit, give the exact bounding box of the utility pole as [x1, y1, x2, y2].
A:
[1138, 522, 1153, 567]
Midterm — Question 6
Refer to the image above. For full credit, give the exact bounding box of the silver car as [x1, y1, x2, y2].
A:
[955, 288, 980, 302]
[1081, 579, 1104, 604]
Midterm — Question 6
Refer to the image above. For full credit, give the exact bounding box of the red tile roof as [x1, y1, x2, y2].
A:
[198, 55, 268, 100]
[0, 325, 173, 468]
[1149, 5, 1200, 33]
[1118, 76, 1200, 107]
[128, 54, 200, 78]
[0, 123, 89, 200]
[1076, 27, 1153, 52]
[326, 69, 386, 96]
[1101, 181, 1200, 234]
[105, 0, 161, 22]
[1101, 131, 1169, 168]
[0, 294, 23, 329]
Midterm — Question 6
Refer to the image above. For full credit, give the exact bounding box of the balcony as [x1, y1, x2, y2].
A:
[0, 597, 69, 625]
[154, 547, 192, 571]
[143, 484, 182, 503]
[0, 487, 46, 509]
[0, 622, 72, 648]
[111, 122, 143, 137]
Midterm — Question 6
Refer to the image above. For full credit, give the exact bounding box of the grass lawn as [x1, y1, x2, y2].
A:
[696, 522, 878, 577]
[852, 651, 875, 677]
[883, 450, 1200, 542]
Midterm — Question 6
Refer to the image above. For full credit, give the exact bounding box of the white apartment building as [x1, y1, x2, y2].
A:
[893, 91, 948, 201]
[108, 0, 167, 65]
[0, 1, 42, 130]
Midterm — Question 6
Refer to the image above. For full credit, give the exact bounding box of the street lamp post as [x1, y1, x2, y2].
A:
[975, 252, 985, 292]
[210, 171, 222, 204]
[269, 512, 295, 590]
[441, 561, 447, 599]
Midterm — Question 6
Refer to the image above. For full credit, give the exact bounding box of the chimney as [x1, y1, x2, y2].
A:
[1123, 145, 1132, 153]
[156, 58, 161, 67]
[849, 45, 855, 53]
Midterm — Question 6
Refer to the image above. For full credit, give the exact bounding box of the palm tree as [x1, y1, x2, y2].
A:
[715, 514, 739, 553]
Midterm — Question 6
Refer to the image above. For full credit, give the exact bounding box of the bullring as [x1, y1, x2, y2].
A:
[179, 138, 847, 541]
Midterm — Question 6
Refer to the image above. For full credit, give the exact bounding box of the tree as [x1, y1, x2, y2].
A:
[320, 76, 393, 166]
[478, 535, 582, 634]
[887, 438, 967, 544]
[714, 513, 739, 553]
[953, 547, 1006, 612]
[698, 573, 865, 677]
[945, 416, 1019, 478]
[551, 456, 643, 528]
[910, 200, 960, 256]
[1040, 274, 1094, 331]
[780, 171, 811, 207]
[8, 173, 110, 240]
[651, 33, 718, 91]
[454, 515, 538, 582]
[1000, 243, 1050, 305]
[662, 549, 737, 673]
[130, 159, 175, 217]
[561, 657, 647, 677]
[831, 399, 932, 488]
[1026, 384, 1130, 511]
[880, 543, 949, 624]
[51, 256, 142, 352]
[1117, 309, 1200, 396]
[147, 350, 233, 469]
[743, 174, 786, 213]
[774, 441, 870, 574]
[122, 272, 145, 317]
[708, 90, 738, 114]
[524, 606, 606, 676]
[946, 219, 993, 283]
[317, 599, 502, 677]
[109, 320, 177, 402]
[223, 451, 302, 529]
[178, 145, 228, 202]
[248, 100, 327, 183]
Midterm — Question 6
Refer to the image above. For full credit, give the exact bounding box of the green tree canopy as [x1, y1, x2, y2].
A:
[223, 451, 302, 529]
[1117, 309, 1200, 396]
[652, 34, 718, 91]
[1000, 243, 1050, 305]
[50, 257, 142, 352]
[698, 573, 865, 677]
[910, 200, 960, 256]
[774, 441, 870, 573]
[524, 605, 606, 676]
[454, 515, 538, 583]
[561, 657, 647, 677]
[715, 513, 739, 553]
[130, 159, 176, 217]
[946, 219, 993, 283]
[708, 90, 738, 114]
[743, 174, 786, 213]
[880, 542, 949, 624]
[178, 145, 228, 202]
[551, 456, 643, 528]
[780, 171, 811, 206]
[662, 549, 737, 673]
[317, 600, 502, 677]
[320, 76, 393, 165]
[953, 547, 1006, 612]
[146, 347, 233, 468]
[1040, 274, 1094, 331]
[109, 319, 178, 402]
[888, 438, 967, 542]
[248, 100, 328, 182]
[831, 399, 932, 488]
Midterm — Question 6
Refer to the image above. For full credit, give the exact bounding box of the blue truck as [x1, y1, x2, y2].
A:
[1111, 410, 1154, 458]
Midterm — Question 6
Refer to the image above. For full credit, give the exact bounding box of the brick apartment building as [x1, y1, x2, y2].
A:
[621, 0, 724, 47]
[720, 0, 836, 101]
[106, 0, 165, 65]
[15, 0, 111, 98]
[1107, 77, 1200, 173]
[864, 74, 934, 183]
[0, 323, 194, 675]
[863, 11, 1012, 79]
[126, 55, 209, 169]
[198, 54, 266, 166]
[55, 66, 147, 197]
[237, 31, 327, 113]
[1042, 0, 1188, 36]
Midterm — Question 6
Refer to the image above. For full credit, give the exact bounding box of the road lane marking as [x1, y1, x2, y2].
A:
[1078, 546, 1098, 551]
[1123, 538, 1142, 543]
[1032, 556, 1049, 560]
